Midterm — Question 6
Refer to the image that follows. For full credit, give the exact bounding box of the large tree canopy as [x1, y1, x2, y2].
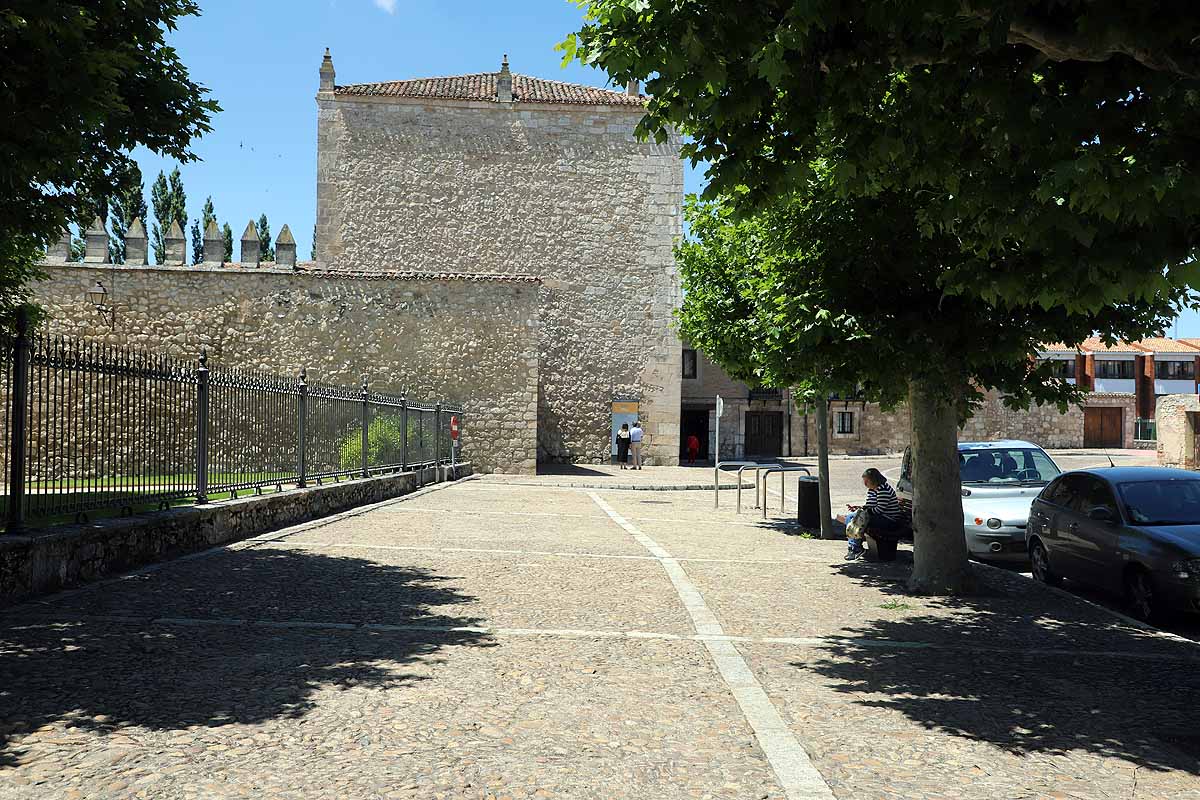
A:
[676, 180, 1192, 592]
[566, 0, 1200, 592]
[0, 1, 217, 311]
[564, 1, 1200, 312]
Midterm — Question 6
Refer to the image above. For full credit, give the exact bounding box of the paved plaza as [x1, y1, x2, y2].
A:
[2, 465, 1199, 799]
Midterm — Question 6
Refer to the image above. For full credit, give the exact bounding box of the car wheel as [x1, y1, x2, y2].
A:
[1124, 568, 1160, 624]
[1030, 540, 1060, 586]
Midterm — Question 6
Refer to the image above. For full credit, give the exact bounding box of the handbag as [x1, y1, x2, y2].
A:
[846, 506, 873, 542]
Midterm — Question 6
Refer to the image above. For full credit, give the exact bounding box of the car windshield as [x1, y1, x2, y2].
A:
[1117, 480, 1200, 526]
[959, 448, 1060, 485]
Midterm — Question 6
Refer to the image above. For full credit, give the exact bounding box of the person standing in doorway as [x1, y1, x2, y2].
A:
[630, 421, 645, 469]
[615, 423, 631, 469]
[686, 433, 701, 465]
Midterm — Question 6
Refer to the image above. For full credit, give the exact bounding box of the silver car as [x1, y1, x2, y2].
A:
[898, 440, 1062, 562]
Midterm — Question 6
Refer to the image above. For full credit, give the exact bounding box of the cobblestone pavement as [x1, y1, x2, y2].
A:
[2, 468, 1197, 800]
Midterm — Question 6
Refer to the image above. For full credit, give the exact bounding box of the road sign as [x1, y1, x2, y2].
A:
[450, 415, 460, 440]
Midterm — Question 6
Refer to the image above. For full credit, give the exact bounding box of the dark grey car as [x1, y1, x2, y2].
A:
[1027, 467, 1200, 622]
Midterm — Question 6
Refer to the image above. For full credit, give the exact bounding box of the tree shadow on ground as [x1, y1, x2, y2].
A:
[791, 558, 1200, 774]
[535, 464, 614, 477]
[0, 547, 493, 768]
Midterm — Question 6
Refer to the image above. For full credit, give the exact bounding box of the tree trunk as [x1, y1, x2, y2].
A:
[815, 395, 835, 539]
[907, 378, 973, 594]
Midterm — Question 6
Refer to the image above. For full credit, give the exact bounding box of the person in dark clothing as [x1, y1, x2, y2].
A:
[615, 423, 631, 469]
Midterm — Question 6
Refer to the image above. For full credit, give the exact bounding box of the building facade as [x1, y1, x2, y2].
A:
[315, 53, 684, 466]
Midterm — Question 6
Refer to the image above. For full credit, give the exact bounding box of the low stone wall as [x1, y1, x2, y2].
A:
[0, 464, 473, 607]
[1156, 394, 1199, 468]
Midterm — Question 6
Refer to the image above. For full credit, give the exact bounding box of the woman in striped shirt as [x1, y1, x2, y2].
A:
[840, 468, 905, 561]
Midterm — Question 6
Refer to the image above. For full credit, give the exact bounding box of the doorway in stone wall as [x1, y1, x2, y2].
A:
[1084, 407, 1123, 448]
[680, 407, 710, 463]
[745, 411, 783, 458]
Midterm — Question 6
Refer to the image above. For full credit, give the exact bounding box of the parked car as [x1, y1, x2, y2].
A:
[1027, 467, 1200, 621]
[897, 440, 1062, 563]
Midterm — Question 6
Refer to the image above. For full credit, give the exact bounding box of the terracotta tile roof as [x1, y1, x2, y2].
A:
[1134, 337, 1200, 353]
[1038, 342, 1079, 353]
[1181, 338, 1200, 349]
[1079, 337, 1149, 354]
[335, 72, 645, 107]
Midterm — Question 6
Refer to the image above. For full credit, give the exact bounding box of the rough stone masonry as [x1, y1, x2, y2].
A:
[315, 53, 685, 465]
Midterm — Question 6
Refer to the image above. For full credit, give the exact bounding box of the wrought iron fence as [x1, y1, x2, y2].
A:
[0, 311, 464, 531]
[1134, 418, 1157, 442]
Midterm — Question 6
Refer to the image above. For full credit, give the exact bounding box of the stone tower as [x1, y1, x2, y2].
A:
[314, 52, 684, 465]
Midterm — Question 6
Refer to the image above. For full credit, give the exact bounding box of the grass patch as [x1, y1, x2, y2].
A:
[879, 600, 913, 611]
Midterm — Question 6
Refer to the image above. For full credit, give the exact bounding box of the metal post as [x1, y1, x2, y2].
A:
[713, 394, 722, 508]
[815, 395, 834, 539]
[195, 350, 210, 504]
[297, 367, 308, 488]
[400, 393, 408, 472]
[6, 307, 31, 532]
[434, 402, 442, 481]
[360, 377, 369, 479]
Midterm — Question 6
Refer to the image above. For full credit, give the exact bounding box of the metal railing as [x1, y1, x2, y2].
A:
[1134, 418, 1156, 441]
[0, 311, 464, 531]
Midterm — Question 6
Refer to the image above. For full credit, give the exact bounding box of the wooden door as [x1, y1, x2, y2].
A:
[1083, 407, 1123, 448]
[744, 411, 782, 458]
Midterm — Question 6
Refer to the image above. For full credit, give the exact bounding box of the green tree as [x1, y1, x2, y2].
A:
[256, 214, 274, 261]
[150, 167, 188, 264]
[222, 222, 233, 263]
[109, 163, 147, 264]
[0, 1, 217, 315]
[678, 187, 1193, 592]
[191, 196, 216, 264]
[566, 3, 1200, 591]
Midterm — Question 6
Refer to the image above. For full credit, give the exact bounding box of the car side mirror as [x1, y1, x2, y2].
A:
[1086, 506, 1114, 522]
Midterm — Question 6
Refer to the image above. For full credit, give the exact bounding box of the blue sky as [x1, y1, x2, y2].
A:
[126, 0, 705, 261]
[124, 0, 1197, 336]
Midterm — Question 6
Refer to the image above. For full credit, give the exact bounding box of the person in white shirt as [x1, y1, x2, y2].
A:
[629, 422, 645, 469]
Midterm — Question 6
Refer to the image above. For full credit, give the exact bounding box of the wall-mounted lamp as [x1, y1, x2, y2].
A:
[86, 281, 115, 329]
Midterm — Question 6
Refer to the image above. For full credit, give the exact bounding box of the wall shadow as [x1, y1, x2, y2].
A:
[0, 547, 493, 768]
[791, 561, 1200, 773]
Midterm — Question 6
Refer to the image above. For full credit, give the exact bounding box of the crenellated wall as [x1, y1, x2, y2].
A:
[30, 260, 539, 473]
[315, 93, 684, 465]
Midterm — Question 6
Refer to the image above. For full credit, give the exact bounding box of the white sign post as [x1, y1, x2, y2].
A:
[450, 415, 459, 478]
[713, 394, 723, 508]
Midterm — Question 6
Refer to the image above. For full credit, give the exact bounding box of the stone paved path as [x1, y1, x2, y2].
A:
[2, 476, 1198, 799]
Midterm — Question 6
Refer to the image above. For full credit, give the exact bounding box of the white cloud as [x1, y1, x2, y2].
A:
[373, 0, 397, 12]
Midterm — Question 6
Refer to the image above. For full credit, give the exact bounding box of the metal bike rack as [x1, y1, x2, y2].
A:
[713, 460, 759, 509]
[736, 463, 773, 514]
[758, 465, 813, 518]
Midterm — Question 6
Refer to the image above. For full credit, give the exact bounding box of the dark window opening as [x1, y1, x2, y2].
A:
[682, 349, 698, 379]
[1156, 360, 1195, 380]
[1094, 360, 1134, 379]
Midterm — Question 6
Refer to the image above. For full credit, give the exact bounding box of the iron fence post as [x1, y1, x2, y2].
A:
[195, 350, 210, 504]
[400, 393, 408, 472]
[6, 307, 30, 533]
[360, 377, 369, 479]
[298, 368, 308, 488]
[435, 402, 442, 478]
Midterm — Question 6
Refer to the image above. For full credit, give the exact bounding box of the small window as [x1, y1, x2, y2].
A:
[1094, 359, 1134, 379]
[836, 411, 855, 435]
[682, 349, 698, 380]
[1156, 359, 1195, 380]
[1044, 359, 1075, 379]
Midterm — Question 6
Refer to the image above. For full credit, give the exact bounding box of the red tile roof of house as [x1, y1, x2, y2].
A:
[1134, 337, 1200, 353]
[335, 72, 646, 107]
[1079, 337, 1149, 354]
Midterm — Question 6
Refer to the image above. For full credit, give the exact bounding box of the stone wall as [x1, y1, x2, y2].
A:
[31, 262, 538, 473]
[316, 95, 684, 464]
[1156, 394, 1200, 468]
[0, 465, 473, 606]
[796, 390, 1134, 455]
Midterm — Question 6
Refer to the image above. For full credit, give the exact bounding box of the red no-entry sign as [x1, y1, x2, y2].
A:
[450, 415, 460, 440]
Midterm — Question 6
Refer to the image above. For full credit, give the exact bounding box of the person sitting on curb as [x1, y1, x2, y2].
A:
[837, 468, 905, 561]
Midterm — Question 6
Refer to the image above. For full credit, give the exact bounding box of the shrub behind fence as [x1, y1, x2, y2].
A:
[0, 311, 463, 531]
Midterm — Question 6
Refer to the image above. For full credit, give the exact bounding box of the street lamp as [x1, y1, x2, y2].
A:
[86, 281, 115, 329]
